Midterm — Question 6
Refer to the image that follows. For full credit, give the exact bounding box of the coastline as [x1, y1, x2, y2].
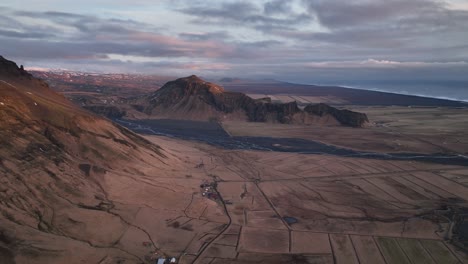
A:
[334, 84, 468, 104]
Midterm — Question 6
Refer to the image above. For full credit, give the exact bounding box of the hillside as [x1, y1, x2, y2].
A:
[0, 56, 172, 263]
[131, 75, 369, 127]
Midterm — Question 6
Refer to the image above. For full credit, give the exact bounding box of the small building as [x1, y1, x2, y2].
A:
[170, 257, 177, 263]
[157, 258, 166, 264]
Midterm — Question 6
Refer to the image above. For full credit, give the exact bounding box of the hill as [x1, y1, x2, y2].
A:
[0, 56, 169, 263]
[131, 75, 368, 127]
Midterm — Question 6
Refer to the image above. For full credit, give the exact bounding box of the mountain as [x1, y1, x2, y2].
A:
[132, 75, 369, 127]
[304, 103, 369, 128]
[0, 56, 168, 263]
[138, 75, 227, 120]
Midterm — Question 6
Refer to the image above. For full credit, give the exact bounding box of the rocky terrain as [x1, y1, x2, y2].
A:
[129, 75, 369, 127]
[304, 103, 369, 128]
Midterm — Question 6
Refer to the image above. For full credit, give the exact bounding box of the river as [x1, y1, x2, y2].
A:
[115, 119, 468, 166]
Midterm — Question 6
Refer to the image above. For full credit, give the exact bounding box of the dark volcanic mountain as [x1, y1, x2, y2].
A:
[133, 75, 369, 127]
[0, 56, 168, 263]
[304, 103, 369, 128]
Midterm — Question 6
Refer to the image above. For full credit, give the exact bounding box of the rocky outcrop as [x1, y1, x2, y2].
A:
[246, 101, 301, 123]
[0, 56, 32, 79]
[133, 75, 369, 127]
[304, 103, 369, 127]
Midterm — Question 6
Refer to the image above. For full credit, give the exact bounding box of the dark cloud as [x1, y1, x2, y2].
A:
[0, 7, 291, 63]
[0, 29, 54, 39]
[0, 12, 62, 39]
[299, 0, 468, 53]
[300, 0, 468, 40]
[264, 0, 292, 15]
[179, 1, 312, 31]
[175, 0, 468, 58]
[14, 10, 88, 19]
[257, 0, 468, 62]
[13, 10, 154, 39]
[179, 31, 231, 41]
[0, 9, 242, 60]
[302, 0, 442, 29]
[239, 40, 283, 48]
[175, 0, 467, 62]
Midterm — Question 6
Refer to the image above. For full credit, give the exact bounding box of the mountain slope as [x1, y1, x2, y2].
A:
[140, 75, 229, 120]
[0, 56, 171, 263]
[132, 75, 369, 127]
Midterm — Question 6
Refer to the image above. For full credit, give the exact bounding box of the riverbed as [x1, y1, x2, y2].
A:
[115, 119, 468, 166]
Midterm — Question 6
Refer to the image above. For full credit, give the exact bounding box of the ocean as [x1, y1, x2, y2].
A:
[315, 80, 468, 103]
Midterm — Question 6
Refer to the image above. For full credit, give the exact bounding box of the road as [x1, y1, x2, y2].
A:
[191, 179, 233, 264]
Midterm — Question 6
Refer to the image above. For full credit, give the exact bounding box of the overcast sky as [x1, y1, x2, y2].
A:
[1, 0, 468, 83]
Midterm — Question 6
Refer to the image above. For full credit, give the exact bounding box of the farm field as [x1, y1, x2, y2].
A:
[222, 106, 468, 155]
[142, 135, 468, 264]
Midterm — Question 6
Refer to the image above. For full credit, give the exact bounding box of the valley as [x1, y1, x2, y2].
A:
[143, 134, 468, 264]
[116, 118, 468, 166]
[2, 0, 468, 262]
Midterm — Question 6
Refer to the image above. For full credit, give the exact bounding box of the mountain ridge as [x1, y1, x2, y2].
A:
[131, 75, 369, 127]
[0, 56, 170, 263]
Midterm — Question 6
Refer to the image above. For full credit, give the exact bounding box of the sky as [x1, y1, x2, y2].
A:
[1, 0, 468, 84]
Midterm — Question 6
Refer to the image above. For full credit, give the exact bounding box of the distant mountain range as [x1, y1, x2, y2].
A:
[31, 70, 467, 108]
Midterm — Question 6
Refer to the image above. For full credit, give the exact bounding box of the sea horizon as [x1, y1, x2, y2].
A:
[299, 80, 468, 103]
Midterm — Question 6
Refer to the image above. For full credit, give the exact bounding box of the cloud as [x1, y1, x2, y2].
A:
[173, 0, 468, 62]
[0, 7, 294, 64]
[0, 29, 54, 39]
[299, 0, 468, 42]
[302, 0, 442, 29]
[178, 1, 313, 31]
[179, 31, 231, 41]
[0, 8, 246, 61]
[0, 12, 61, 39]
[1, 1, 468, 83]
[264, 0, 292, 15]
[260, 0, 468, 62]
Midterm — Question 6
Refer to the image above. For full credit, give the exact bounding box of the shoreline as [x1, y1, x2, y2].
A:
[231, 80, 468, 107]
[335, 84, 468, 104]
